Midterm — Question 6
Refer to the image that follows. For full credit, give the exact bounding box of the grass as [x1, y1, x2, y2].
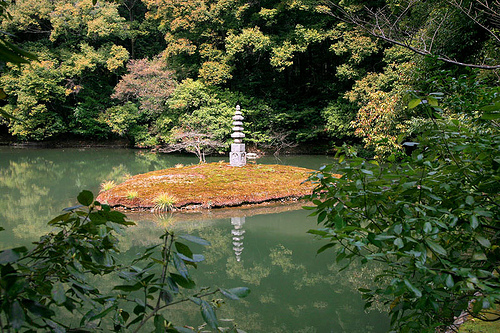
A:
[100, 180, 116, 191]
[459, 320, 500, 333]
[126, 191, 138, 199]
[153, 193, 176, 212]
[96, 162, 336, 210]
[458, 305, 500, 332]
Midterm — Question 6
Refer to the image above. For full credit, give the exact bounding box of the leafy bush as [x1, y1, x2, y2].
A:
[321, 98, 358, 139]
[101, 102, 140, 137]
[0, 191, 249, 331]
[307, 88, 500, 332]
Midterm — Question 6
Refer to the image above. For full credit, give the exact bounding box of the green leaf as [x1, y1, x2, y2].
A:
[175, 242, 193, 259]
[173, 253, 189, 279]
[89, 305, 117, 322]
[408, 98, 421, 109]
[106, 211, 128, 223]
[0, 39, 38, 61]
[170, 273, 196, 289]
[473, 252, 487, 261]
[189, 297, 202, 305]
[46, 319, 65, 333]
[160, 289, 173, 304]
[317, 211, 327, 223]
[360, 169, 373, 175]
[317, 243, 335, 254]
[470, 215, 479, 229]
[154, 314, 166, 333]
[374, 235, 395, 241]
[48, 213, 71, 225]
[200, 300, 218, 329]
[472, 297, 484, 313]
[481, 113, 500, 120]
[427, 96, 438, 106]
[307, 229, 328, 236]
[0, 41, 31, 64]
[113, 283, 142, 292]
[77, 190, 94, 206]
[51, 282, 66, 305]
[178, 234, 210, 246]
[404, 279, 422, 297]
[425, 239, 447, 256]
[225, 287, 250, 298]
[394, 238, 404, 249]
[177, 253, 204, 263]
[219, 288, 241, 300]
[219, 288, 240, 301]
[445, 274, 454, 288]
[10, 300, 25, 330]
[23, 300, 55, 318]
[475, 235, 491, 248]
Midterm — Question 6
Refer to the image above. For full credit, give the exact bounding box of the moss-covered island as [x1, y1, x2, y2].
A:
[96, 162, 327, 211]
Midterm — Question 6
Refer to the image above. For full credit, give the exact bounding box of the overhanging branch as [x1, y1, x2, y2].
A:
[321, 0, 500, 69]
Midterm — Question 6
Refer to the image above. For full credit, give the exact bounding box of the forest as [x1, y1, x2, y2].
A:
[0, 0, 497, 157]
[0, 0, 499, 332]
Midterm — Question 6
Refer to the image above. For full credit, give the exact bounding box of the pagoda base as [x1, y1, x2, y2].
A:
[230, 144, 246, 167]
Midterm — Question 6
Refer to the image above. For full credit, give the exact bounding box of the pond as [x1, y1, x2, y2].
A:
[0, 147, 390, 332]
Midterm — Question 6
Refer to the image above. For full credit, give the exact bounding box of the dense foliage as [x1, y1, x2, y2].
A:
[0, 0, 497, 155]
[307, 74, 500, 331]
[0, 190, 249, 332]
[0, 1, 499, 330]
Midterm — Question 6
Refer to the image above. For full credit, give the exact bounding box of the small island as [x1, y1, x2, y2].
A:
[96, 162, 323, 211]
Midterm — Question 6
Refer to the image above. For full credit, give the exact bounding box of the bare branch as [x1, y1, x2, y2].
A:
[160, 128, 225, 163]
[260, 131, 298, 156]
[448, 0, 500, 43]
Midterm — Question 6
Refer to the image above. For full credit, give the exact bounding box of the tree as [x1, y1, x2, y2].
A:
[0, 42, 129, 140]
[0, 190, 249, 331]
[307, 74, 500, 331]
[112, 57, 177, 115]
[161, 127, 225, 163]
[318, 0, 500, 69]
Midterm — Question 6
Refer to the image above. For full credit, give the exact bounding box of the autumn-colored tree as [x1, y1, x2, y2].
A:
[112, 57, 177, 115]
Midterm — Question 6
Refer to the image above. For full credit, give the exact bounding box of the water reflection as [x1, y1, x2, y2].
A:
[231, 217, 245, 262]
[0, 147, 333, 247]
[0, 148, 388, 331]
[119, 210, 390, 332]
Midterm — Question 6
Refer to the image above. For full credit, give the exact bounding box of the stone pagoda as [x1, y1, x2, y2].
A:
[230, 105, 246, 167]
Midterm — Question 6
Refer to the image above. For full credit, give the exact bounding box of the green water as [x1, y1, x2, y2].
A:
[0, 147, 390, 332]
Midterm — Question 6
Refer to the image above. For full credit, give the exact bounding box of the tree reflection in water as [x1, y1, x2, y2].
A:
[117, 210, 390, 332]
[0, 148, 389, 331]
